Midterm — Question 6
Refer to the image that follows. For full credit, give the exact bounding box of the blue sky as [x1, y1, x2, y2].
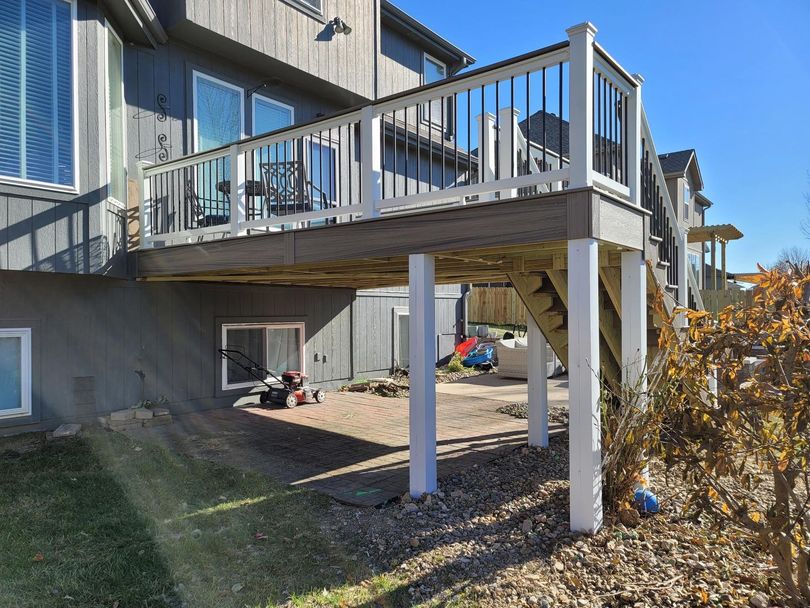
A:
[394, 0, 810, 272]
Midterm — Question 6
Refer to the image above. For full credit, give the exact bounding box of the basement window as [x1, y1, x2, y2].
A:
[0, 328, 32, 419]
[289, 0, 323, 15]
[221, 323, 304, 391]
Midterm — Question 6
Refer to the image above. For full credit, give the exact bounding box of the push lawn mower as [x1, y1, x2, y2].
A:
[218, 348, 325, 408]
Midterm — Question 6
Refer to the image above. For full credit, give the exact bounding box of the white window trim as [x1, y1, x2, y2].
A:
[251, 92, 294, 136]
[392, 306, 409, 369]
[0, 0, 79, 193]
[288, 0, 323, 16]
[221, 322, 305, 391]
[421, 52, 447, 126]
[104, 21, 126, 210]
[191, 70, 245, 153]
[0, 328, 32, 419]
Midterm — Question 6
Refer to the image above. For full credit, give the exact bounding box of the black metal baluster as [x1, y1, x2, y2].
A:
[428, 100, 433, 191]
[404, 106, 409, 197]
[525, 71, 531, 175]
[510, 75, 515, 180]
[542, 67, 546, 171]
[596, 72, 601, 175]
[481, 84, 485, 182]
[558, 63, 563, 174]
[441, 96, 445, 189]
[381, 113, 386, 199]
[495, 80, 500, 181]
[392, 111, 397, 199]
[453, 92, 458, 189]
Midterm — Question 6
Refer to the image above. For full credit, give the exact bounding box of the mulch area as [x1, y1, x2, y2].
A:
[329, 438, 783, 607]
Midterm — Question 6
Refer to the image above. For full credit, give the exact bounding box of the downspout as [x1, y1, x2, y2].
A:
[461, 283, 472, 340]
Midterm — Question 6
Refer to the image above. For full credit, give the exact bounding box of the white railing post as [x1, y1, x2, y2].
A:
[137, 161, 152, 249]
[678, 228, 689, 322]
[566, 22, 597, 189]
[361, 104, 381, 219]
[627, 74, 644, 206]
[230, 144, 247, 237]
[475, 112, 497, 201]
[498, 107, 521, 200]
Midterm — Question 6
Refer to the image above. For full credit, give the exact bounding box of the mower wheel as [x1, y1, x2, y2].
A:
[259, 391, 269, 404]
[284, 392, 299, 409]
[314, 389, 326, 403]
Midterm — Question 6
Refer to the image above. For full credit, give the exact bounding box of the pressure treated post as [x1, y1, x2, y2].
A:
[527, 315, 549, 448]
[409, 253, 437, 497]
[568, 238, 603, 533]
[229, 144, 247, 237]
[361, 104, 381, 220]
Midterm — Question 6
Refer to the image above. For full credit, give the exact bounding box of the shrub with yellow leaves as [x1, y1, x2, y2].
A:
[654, 266, 810, 605]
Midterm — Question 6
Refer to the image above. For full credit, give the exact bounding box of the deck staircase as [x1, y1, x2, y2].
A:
[508, 107, 701, 382]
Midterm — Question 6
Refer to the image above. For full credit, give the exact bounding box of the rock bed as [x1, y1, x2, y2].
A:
[340, 368, 492, 398]
[497, 401, 569, 426]
[329, 438, 782, 607]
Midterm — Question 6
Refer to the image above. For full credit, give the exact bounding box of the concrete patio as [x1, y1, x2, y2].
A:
[126, 381, 567, 506]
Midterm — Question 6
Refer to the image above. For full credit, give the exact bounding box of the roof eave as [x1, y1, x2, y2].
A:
[103, 0, 167, 48]
[380, 0, 475, 72]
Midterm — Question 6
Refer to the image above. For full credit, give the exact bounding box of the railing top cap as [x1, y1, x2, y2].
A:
[566, 22, 598, 37]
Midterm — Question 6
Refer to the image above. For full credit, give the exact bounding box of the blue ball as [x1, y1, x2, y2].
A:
[634, 488, 660, 514]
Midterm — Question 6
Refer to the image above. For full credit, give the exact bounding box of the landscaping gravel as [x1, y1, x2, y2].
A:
[329, 438, 782, 607]
[497, 401, 569, 425]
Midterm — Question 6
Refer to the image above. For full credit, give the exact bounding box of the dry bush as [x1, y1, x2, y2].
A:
[653, 266, 810, 605]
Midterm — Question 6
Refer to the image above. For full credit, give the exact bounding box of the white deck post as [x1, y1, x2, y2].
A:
[567, 238, 603, 533]
[677, 228, 689, 326]
[475, 112, 497, 201]
[566, 22, 597, 189]
[498, 107, 521, 200]
[527, 315, 549, 448]
[409, 253, 437, 497]
[627, 74, 644, 205]
[621, 250, 648, 481]
[137, 161, 152, 249]
[229, 144, 247, 237]
[361, 104, 381, 220]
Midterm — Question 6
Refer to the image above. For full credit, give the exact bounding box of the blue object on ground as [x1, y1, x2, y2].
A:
[634, 488, 660, 514]
[462, 344, 494, 367]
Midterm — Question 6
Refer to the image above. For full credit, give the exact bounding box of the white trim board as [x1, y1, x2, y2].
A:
[0, 328, 32, 420]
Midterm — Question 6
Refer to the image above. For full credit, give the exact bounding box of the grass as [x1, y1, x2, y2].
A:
[0, 430, 413, 608]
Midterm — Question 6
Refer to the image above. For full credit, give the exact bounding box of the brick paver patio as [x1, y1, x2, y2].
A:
[127, 389, 565, 506]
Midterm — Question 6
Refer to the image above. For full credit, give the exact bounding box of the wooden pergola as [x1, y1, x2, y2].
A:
[687, 224, 744, 291]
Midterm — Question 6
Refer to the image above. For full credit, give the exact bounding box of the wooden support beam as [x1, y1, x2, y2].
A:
[599, 267, 622, 318]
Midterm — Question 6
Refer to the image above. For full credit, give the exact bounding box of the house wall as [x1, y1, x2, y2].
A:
[353, 285, 464, 378]
[153, 0, 378, 102]
[0, 270, 354, 434]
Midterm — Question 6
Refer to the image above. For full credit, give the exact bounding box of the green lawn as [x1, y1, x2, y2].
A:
[0, 431, 408, 608]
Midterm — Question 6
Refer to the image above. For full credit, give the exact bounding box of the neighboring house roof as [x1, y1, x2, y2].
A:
[695, 191, 713, 208]
[381, 1, 475, 73]
[517, 111, 570, 158]
[658, 148, 704, 191]
[108, 0, 167, 48]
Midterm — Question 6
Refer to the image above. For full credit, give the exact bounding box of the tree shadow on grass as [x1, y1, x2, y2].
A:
[0, 436, 180, 608]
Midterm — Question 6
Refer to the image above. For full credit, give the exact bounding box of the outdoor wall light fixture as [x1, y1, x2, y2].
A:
[332, 17, 352, 35]
[246, 77, 283, 98]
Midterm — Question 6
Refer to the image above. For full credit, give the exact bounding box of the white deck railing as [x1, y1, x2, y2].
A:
[138, 24, 651, 253]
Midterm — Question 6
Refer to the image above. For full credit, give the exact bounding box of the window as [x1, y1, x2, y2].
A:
[688, 252, 702, 288]
[106, 24, 125, 206]
[193, 72, 244, 153]
[252, 95, 294, 137]
[221, 323, 304, 390]
[683, 181, 691, 221]
[393, 307, 409, 368]
[290, 0, 322, 14]
[421, 53, 447, 125]
[0, 328, 32, 419]
[0, 0, 76, 189]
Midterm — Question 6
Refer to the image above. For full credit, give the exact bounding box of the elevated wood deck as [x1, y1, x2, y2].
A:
[135, 188, 646, 289]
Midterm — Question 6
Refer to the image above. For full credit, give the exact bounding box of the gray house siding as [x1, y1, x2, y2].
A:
[153, 0, 378, 102]
[353, 285, 463, 378]
[0, 270, 354, 434]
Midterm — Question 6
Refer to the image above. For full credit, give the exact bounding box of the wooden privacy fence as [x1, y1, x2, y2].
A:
[700, 289, 754, 316]
[469, 287, 527, 326]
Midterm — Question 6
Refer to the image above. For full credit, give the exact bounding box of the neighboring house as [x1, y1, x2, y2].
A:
[0, 0, 473, 432]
